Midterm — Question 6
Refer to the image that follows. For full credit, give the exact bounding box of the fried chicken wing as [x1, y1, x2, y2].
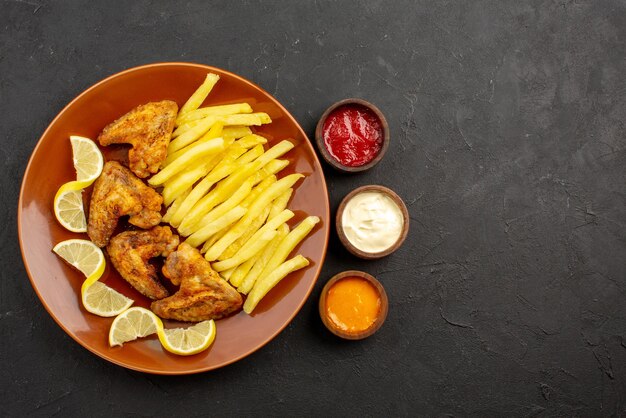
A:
[98, 100, 178, 178]
[107, 226, 179, 300]
[151, 243, 243, 321]
[87, 161, 163, 247]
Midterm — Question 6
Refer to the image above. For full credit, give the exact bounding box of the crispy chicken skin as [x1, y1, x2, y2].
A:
[97, 100, 178, 178]
[107, 226, 179, 300]
[87, 161, 163, 247]
[151, 243, 243, 321]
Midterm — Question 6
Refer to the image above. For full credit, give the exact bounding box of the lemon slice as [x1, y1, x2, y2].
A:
[109, 307, 162, 347]
[53, 188, 87, 232]
[158, 320, 216, 356]
[53, 239, 133, 317]
[53, 239, 106, 278]
[70, 135, 104, 183]
[81, 281, 134, 317]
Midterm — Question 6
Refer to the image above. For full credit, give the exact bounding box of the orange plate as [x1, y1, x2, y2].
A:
[18, 63, 330, 374]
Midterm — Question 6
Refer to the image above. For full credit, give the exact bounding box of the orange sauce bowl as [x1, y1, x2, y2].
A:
[319, 270, 388, 340]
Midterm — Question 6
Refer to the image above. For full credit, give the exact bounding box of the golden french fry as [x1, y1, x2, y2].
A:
[268, 189, 293, 220]
[162, 188, 190, 222]
[204, 174, 303, 261]
[217, 206, 271, 261]
[178, 73, 220, 119]
[229, 254, 259, 288]
[185, 206, 247, 248]
[238, 175, 276, 208]
[176, 103, 253, 126]
[256, 216, 319, 281]
[169, 143, 252, 228]
[174, 113, 271, 139]
[172, 118, 204, 138]
[164, 122, 224, 167]
[243, 255, 310, 313]
[193, 178, 255, 229]
[149, 137, 225, 186]
[236, 134, 267, 149]
[201, 228, 227, 254]
[221, 267, 235, 281]
[177, 161, 262, 235]
[222, 126, 252, 141]
[222, 210, 292, 266]
[255, 140, 294, 166]
[212, 229, 277, 272]
[219, 208, 293, 261]
[220, 112, 271, 126]
[238, 224, 289, 294]
[168, 116, 218, 153]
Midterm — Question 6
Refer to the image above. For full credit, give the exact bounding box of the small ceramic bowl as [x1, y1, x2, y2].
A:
[319, 270, 388, 340]
[336, 185, 409, 259]
[314, 98, 389, 173]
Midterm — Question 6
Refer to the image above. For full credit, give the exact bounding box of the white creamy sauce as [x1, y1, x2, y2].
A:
[341, 191, 404, 253]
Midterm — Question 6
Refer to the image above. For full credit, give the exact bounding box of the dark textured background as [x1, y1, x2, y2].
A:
[2, 0, 625, 416]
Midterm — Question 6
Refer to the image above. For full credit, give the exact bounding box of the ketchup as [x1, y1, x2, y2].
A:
[322, 104, 383, 167]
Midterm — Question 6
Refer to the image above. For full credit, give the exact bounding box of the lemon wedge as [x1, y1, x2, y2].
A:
[53, 136, 103, 232]
[53, 239, 106, 278]
[109, 307, 217, 356]
[53, 239, 133, 317]
[81, 281, 134, 317]
[53, 188, 88, 232]
[158, 320, 216, 356]
[70, 135, 104, 183]
[109, 307, 162, 347]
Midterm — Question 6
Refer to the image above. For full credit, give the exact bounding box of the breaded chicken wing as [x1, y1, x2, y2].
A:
[87, 161, 162, 247]
[151, 243, 243, 321]
[98, 100, 178, 178]
[107, 226, 179, 300]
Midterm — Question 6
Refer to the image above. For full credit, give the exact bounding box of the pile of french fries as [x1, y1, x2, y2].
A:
[148, 73, 319, 314]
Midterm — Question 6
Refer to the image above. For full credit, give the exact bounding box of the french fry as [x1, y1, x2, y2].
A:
[161, 136, 235, 206]
[192, 179, 254, 230]
[172, 118, 204, 138]
[204, 174, 304, 261]
[168, 116, 218, 153]
[201, 228, 227, 254]
[176, 103, 253, 126]
[236, 134, 267, 149]
[178, 73, 220, 119]
[229, 254, 259, 288]
[173, 113, 271, 141]
[163, 122, 224, 167]
[217, 205, 271, 261]
[185, 206, 247, 248]
[177, 161, 263, 235]
[212, 229, 278, 272]
[238, 224, 289, 294]
[149, 137, 225, 186]
[219, 209, 293, 264]
[256, 216, 319, 281]
[268, 189, 293, 220]
[222, 126, 252, 141]
[243, 255, 310, 313]
[177, 147, 284, 230]
[162, 158, 217, 206]
[169, 143, 257, 228]
[221, 267, 235, 281]
[254, 140, 294, 166]
[162, 188, 190, 223]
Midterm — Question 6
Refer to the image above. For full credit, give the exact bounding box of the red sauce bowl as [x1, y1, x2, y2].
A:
[315, 99, 389, 173]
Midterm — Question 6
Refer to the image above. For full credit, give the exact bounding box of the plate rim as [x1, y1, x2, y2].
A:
[17, 62, 330, 374]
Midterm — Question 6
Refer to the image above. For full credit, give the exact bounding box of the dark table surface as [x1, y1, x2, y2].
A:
[3, 1, 625, 416]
